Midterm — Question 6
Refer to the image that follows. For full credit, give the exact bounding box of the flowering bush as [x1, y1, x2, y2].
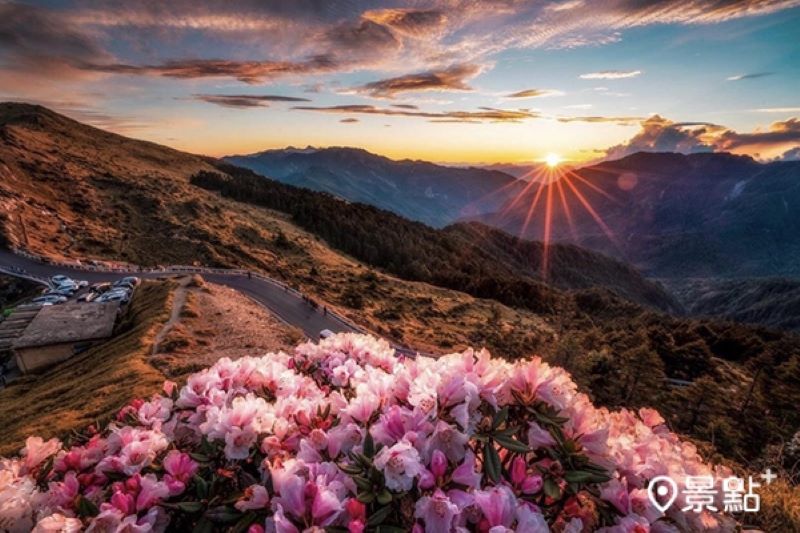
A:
[1, 333, 737, 532]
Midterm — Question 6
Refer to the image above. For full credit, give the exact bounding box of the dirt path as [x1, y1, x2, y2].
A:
[152, 276, 190, 355]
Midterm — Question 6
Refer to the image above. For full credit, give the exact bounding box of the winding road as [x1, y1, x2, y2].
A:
[0, 249, 361, 340]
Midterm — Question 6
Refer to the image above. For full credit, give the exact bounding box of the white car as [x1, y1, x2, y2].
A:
[49, 285, 77, 296]
[49, 275, 71, 285]
[96, 290, 130, 303]
[115, 276, 141, 287]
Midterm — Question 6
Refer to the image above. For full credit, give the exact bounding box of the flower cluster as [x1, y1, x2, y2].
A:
[0, 333, 737, 532]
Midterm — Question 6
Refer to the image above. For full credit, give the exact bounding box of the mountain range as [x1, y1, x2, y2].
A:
[225, 147, 525, 227]
[227, 146, 800, 282]
[478, 151, 800, 279]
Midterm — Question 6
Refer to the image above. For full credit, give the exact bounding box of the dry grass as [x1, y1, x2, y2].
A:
[0, 281, 174, 456]
[147, 280, 299, 381]
[751, 481, 800, 531]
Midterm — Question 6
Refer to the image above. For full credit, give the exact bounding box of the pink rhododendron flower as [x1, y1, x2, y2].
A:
[373, 439, 423, 492]
[236, 484, 270, 511]
[32, 512, 82, 532]
[415, 489, 459, 532]
[20, 437, 61, 474]
[474, 485, 516, 528]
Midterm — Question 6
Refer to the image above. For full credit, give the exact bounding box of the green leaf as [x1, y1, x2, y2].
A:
[353, 476, 373, 491]
[492, 407, 508, 430]
[204, 506, 241, 523]
[338, 463, 363, 476]
[375, 526, 407, 533]
[357, 491, 375, 504]
[363, 431, 375, 458]
[190, 452, 210, 463]
[565, 470, 612, 484]
[543, 478, 561, 500]
[165, 501, 204, 513]
[76, 495, 99, 518]
[367, 504, 393, 526]
[230, 511, 259, 533]
[192, 518, 214, 533]
[483, 441, 501, 483]
[193, 475, 209, 499]
[377, 489, 392, 505]
[493, 434, 529, 454]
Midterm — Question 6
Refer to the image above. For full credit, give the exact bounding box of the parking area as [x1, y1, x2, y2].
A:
[32, 274, 141, 307]
[0, 273, 141, 387]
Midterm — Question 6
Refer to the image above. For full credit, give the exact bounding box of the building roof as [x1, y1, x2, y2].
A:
[13, 302, 119, 349]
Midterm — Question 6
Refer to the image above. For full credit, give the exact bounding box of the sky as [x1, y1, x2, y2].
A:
[1, 0, 799, 164]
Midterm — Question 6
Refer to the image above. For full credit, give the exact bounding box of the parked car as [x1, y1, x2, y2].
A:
[116, 276, 141, 287]
[78, 292, 99, 302]
[32, 294, 68, 305]
[49, 275, 71, 286]
[45, 288, 74, 298]
[319, 329, 335, 340]
[96, 292, 129, 304]
[89, 282, 112, 293]
[112, 281, 136, 291]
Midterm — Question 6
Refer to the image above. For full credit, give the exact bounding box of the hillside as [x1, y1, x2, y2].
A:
[665, 277, 800, 331]
[478, 151, 800, 278]
[0, 102, 556, 357]
[445, 222, 679, 313]
[1, 103, 799, 468]
[224, 146, 525, 227]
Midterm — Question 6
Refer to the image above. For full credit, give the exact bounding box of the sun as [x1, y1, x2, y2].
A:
[544, 153, 562, 168]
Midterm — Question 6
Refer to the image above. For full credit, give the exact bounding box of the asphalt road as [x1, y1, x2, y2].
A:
[0, 249, 359, 339]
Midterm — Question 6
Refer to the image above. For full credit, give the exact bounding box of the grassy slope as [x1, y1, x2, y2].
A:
[0, 281, 172, 455]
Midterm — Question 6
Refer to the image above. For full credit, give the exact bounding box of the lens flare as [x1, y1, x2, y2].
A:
[466, 159, 620, 282]
[544, 153, 562, 168]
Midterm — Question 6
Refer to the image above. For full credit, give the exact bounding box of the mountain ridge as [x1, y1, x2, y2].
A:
[224, 145, 525, 227]
[473, 149, 800, 278]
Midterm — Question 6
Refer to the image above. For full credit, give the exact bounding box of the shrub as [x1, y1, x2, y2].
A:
[0, 334, 738, 531]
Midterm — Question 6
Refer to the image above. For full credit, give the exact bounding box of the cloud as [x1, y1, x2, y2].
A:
[85, 55, 340, 84]
[193, 94, 311, 108]
[340, 118, 359, 123]
[506, 89, 564, 98]
[605, 115, 800, 160]
[604, 115, 717, 158]
[353, 64, 482, 98]
[292, 104, 538, 123]
[0, 2, 110, 77]
[715, 117, 800, 152]
[558, 115, 644, 125]
[392, 104, 419, 109]
[777, 146, 800, 161]
[753, 107, 800, 113]
[361, 9, 447, 35]
[726, 72, 774, 81]
[3, 0, 798, 90]
[579, 70, 642, 80]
